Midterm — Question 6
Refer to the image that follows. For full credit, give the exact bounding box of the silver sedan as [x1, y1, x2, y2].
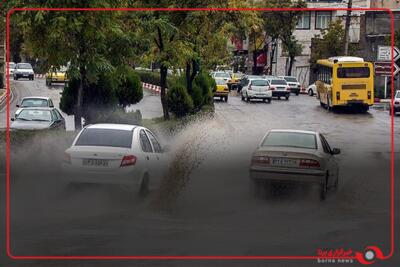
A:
[249, 129, 340, 200]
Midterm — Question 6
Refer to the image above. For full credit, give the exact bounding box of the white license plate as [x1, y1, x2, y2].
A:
[82, 159, 108, 167]
[271, 158, 298, 167]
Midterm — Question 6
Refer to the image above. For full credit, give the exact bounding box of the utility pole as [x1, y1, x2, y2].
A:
[343, 0, 353, 55]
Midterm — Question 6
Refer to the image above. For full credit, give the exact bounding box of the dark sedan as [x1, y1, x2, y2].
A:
[11, 107, 66, 130]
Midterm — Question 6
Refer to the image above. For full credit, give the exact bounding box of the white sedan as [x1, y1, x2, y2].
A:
[307, 83, 317, 96]
[249, 129, 340, 200]
[62, 124, 167, 197]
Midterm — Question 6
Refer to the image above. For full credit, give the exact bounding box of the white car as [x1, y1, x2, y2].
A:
[8, 62, 16, 77]
[241, 78, 272, 103]
[13, 63, 35, 80]
[279, 76, 301, 95]
[267, 78, 291, 100]
[250, 129, 340, 200]
[62, 124, 167, 196]
[15, 96, 54, 118]
[212, 71, 231, 82]
[307, 83, 317, 97]
[390, 90, 400, 115]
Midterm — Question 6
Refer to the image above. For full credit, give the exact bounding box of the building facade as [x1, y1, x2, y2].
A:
[271, 0, 370, 87]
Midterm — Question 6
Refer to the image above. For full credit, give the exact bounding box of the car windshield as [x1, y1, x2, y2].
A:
[75, 128, 133, 148]
[21, 99, 48, 107]
[251, 80, 268, 86]
[17, 63, 32, 69]
[215, 79, 226, 85]
[17, 109, 52, 122]
[215, 73, 230, 78]
[337, 67, 370, 78]
[284, 77, 298, 82]
[262, 132, 317, 149]
[271, 79, 287, 85]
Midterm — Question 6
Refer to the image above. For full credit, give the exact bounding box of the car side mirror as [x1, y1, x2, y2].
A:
[163, 145, 171, 153]
[11, 118, 15, 121]
[16, 104, 19, 107]
[49, 105, 54, 108]
[331, 148, 340, 155]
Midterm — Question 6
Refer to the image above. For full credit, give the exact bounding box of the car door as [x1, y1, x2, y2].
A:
[319, 134, 338, 188]
[145, 130, 165, 187]
[139, 129, 154, 178]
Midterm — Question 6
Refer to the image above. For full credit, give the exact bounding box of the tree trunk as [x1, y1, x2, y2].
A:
[253, 50, 258, 75]
[269, 40, 276, 75]
[160, 65, 169, 120]
[186, 61, 192, 94]
[287, 55, 294, 76]
[74, 66, 86, 130]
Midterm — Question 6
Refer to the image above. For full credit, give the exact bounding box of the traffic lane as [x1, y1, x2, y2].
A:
[8, 94, 399, 259]
[0, 79, 75, 130]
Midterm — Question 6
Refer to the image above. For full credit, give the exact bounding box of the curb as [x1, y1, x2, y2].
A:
[0, 86, 13, 113]
[142, 82, 165, 94]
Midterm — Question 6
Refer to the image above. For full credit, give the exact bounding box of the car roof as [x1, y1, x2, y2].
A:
[86, 123, 138, 131]
[249, 77, 268, 81]
[269, 129, 317, 135]
[18, 107, 54, 111]
[22, 96, 51, 100]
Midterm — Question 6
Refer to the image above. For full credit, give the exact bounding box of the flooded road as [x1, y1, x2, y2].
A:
[1, 85, 399, 266]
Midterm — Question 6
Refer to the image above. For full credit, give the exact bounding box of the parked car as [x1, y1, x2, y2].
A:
[268, 78, 291, 100]
[13, 63, 35, 80]
[249, 129, 340, 200]
[279, 76, 301, 95]
[214, 78, 229, 102]
[10, 107, 65, 130]
[46, 66, 68, 85]
[307, 83, 317, 96]
[227, 72, 244, 90]
[62, 124, 167, 197]
[15, 96, 55, 118]
[241, 78, 272, 103]
[390, 90, 400, 115]
[8, 62, 16, 77]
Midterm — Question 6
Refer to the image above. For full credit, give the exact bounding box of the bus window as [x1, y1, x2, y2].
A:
[337, 67, 370, 78]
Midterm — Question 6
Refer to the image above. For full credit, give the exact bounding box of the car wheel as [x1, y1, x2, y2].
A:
[320, 175, 328, 201]
[308, 89, 313, 96]
[224, 96, 228, 102]
[246, 94, 250, 102]
[295, 91, 299, 96]
[31, 75, 34, 81]
[285, 95, 289, 100]
[333, 170, 339, 191]
[267, 98, 272, 104]
[138, 174, 150, 197]
[278, 96, 281, 100]
[262, 98, 266, 102]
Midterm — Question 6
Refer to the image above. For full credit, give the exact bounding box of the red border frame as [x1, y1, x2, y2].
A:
[2, 5, 396, 264]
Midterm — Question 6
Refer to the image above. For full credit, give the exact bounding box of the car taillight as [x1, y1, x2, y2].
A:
[286, 86, 291, 91]
[298, 85, 301, 88]
[367, 91, 371, 100]
[270, 87, 275, 91]
[63, 152, 71, 164]
[336, 91, 340, 100]
[252, 155, 270, 165]
[120, 155, 137, 167]
[299, 159, 320, 169]
[395, 101, 400, 105]
[248, 85, 252, 90]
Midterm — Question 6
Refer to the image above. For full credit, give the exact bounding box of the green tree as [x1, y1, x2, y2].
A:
[7, 0, 139, 129]
[262, 0, 306, 75]
[310, 19, 345, 67]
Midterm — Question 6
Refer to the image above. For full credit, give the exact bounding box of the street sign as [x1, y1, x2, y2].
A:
[374, 62, 400, 76]
[377, 46, 400, 62]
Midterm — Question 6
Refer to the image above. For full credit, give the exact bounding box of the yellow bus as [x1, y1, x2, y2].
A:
[315, 57, 374, 112]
